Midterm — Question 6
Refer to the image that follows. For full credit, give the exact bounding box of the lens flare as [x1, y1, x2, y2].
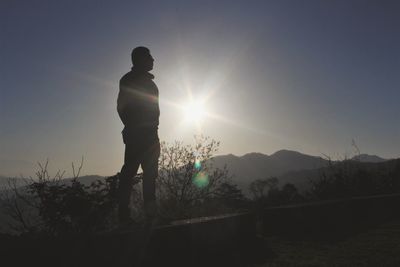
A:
[194, 159, 201, 170]
[192, 171, 209, 188]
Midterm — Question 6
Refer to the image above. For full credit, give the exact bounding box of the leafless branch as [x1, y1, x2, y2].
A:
[72, 156, 84, 179]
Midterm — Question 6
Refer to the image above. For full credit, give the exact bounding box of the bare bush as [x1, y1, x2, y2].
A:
[156, 136, 238, 219]
[1, 158, 119, 235]
[1, 137, 245, 234]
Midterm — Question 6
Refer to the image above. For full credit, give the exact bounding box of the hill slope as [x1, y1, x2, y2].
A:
[210, 151, 392, 194]
[209, 150, 328, 193]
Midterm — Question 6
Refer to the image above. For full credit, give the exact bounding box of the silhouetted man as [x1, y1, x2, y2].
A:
[117, 46, 160, 225]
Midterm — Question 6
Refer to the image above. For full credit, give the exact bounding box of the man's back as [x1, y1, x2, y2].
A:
[117, 69, 160, 139]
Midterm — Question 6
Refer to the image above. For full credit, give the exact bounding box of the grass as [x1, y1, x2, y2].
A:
[259, 220, 400, 267]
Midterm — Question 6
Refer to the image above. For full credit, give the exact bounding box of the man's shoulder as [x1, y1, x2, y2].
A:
[119, 71, 156, 89]
[120, 72, 142, 91]
[120, 71, 134, 84]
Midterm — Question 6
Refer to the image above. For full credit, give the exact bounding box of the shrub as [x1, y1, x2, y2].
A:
[156, 136, 244, 219]
[2, 137, 245, 234]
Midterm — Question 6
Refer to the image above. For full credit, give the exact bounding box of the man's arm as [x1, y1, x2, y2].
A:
[117, 80, 143, 127]
[117, 87, 130, 126]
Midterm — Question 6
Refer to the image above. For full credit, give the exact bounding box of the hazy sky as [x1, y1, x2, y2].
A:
[1, 0, 399, 177]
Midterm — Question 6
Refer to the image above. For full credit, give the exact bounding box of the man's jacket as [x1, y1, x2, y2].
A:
[117, 68, 159, 142]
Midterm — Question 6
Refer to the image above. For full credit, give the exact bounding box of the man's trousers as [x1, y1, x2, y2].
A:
[118, 131, 160, 222]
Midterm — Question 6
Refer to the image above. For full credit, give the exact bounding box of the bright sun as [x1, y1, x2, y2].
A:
[182, 99, 206, 123]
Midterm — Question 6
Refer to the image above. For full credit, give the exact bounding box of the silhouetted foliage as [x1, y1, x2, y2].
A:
[0, 160, 121, 235]
[249, 177, 304, 208]
[214, 182, 246, 204]
[0, 178, 38, 233]
[1, 137, 246, 234]
[29, 177, 118, 235]
[249, 177, 278, 200]
[156, 136, 244, 219]
[307, 158, 400, 200]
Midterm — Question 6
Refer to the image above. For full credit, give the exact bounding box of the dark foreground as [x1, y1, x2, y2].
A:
[2, 193, 400, 267]
[2, 219, 400, 267]
[0, 213, 267, 267]
[0, 220, 400, 267]
[261, 220, 400, 267]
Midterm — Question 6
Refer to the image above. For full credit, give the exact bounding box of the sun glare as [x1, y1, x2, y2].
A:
[182, 99, 206, 123]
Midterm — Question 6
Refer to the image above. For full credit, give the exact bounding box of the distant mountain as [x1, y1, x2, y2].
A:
[1, 151, 391, 196]
[275, 158, 400, 194]
[209, 150, 329, 194]
[209, 150, 394, 196]
[0, 176, 29, 189]
[351, 154, 387, 163]
[0, 175, 105, 191]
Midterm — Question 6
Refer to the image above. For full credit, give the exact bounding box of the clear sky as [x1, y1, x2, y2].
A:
[1, 0, 399, 177]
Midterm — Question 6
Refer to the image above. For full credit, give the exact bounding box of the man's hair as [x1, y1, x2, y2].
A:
[131, 46, 150, 65]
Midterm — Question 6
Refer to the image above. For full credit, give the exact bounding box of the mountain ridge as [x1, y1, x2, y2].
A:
[1, 151, 391, 194]
[209, 150, 390, 195]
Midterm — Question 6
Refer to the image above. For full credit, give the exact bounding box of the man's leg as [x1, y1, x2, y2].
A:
[141, 138, 160, 219]
[118, 143, 141, 223]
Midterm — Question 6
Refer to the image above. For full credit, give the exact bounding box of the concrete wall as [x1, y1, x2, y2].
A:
[143, 212, 257, 266]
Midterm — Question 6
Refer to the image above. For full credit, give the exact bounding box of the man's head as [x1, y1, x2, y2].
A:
[131, 46, 154, 71]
